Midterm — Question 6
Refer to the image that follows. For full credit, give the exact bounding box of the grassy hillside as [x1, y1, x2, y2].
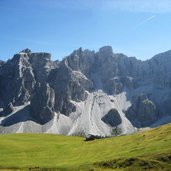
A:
[0, 124, 171, 171]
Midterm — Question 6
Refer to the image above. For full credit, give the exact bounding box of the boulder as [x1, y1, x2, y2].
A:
[85, 134, 102, 141]
[102, 108, 122, 127]
[85, 134, 95, 141]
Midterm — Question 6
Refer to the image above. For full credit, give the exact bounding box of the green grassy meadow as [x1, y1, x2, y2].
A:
[0, 124, 171, 171]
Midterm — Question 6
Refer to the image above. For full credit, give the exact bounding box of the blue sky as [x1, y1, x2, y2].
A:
[0, 0, 171, 61]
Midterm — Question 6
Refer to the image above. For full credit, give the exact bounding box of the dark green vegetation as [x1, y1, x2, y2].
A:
[102, 108, 122, 127]
[0, 124, 171, 171]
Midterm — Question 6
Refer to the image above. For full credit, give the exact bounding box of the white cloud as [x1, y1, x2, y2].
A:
[134, 15, 156, 29]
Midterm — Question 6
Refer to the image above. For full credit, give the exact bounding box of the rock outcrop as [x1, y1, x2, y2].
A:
[30, 83, 55, 124]
[0, 52, 36, 106]
[126, 95, 158, 127]
[102, 108, 122, 127]
[1, 102, 14, 116]
[29, 52, 54, 82]
[0, 50, 54, 123]
[0, 60, 4, 66]
[49, 61, 88, 116]
[0, 47, 171, 135]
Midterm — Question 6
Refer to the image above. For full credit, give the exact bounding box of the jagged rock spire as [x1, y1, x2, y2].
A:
[20, 48, 32, 54]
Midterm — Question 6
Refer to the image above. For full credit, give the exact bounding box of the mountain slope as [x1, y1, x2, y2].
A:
[0, 46, 171, 135]
[0, 123, 170, 170]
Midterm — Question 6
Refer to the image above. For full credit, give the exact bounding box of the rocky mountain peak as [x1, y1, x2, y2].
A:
[20, 48, 32, 54]
[72, 47, 83, 56]
[0, 47, 171, 136]
[28, 52, 53, 82]
[0, 60, 4, 66]
[99, 46, 113, 57]
[151, 50, 171, 60]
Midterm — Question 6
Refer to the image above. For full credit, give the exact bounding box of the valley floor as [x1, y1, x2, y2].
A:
[0, 124, 171, 171]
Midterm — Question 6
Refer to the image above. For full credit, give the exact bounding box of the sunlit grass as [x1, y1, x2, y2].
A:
[0, 124, 171, 170]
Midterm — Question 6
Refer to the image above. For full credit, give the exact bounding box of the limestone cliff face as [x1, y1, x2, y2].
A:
[0, 60, 4, 66]
[54, 47, 171, 129]
[0, 47, 171, 135]
[125, 94, 158, 127]
[48, 60, 89, 116]
[30, 83, 55, 124]
[0, 51, 36, 107]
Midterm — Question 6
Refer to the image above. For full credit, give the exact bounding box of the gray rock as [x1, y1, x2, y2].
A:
[30, 83, 55, 124]
[66, 47, 95, 76]
[98, 46, 113, 59]
[20, 48, 32, 54]
[1, 46, 171, 131]
[144, 50, 171, 88]
[102, 108, 122, 127]
[126, 94, 158, 127]
[0, 60, 4, 66]
[29, 52, 53, 82]
[0, 97, 4, 108]
[85, 134, 102, 141]
[2, 103, 14, 116]
[85, 134, 95, 141]
[0, 52, 36, 106]
[49, 61, 89, 116]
